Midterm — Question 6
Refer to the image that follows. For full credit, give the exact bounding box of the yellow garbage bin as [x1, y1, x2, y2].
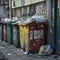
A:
[24, 25, 29, 52]
[18, 24, 25, 50]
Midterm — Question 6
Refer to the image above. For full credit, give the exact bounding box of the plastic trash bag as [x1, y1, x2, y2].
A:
[25, 18, 35, 24]
[38, 45, 53, 56]
[32, 15, 48, 23]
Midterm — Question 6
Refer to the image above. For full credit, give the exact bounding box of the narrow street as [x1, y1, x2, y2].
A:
[0, 0, 60, 60]
[0, 41, 59, 60]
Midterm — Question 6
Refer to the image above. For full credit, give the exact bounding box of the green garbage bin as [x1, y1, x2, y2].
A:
[11, 22, 20, 47]
[7, 21, 13, 44]
[0, 21, 2, 41]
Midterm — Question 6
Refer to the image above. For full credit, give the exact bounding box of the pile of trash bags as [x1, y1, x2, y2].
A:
[25, 15, 48, 24]
[1, 15, 48, 25]
[16, 15, 48, 25]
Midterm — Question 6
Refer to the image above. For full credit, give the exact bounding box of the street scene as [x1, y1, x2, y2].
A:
[0, 0, 60, 60]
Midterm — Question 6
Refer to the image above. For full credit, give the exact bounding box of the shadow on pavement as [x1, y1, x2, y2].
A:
[0, 52, 8, 60]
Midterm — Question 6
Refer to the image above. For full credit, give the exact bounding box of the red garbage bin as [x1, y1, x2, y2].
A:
[29, 22, 48, 52]
[2, 22, 7, 42]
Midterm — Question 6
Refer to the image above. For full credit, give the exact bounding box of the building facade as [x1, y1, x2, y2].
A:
[9, 0, 53, 44]
[9, 0, 46, 19]
[0, 0, 9, 19]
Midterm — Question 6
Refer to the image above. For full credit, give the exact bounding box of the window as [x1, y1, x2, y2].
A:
[58, 0, 60, 19]
[3, 0, 9, 5]
[0, 0, 1, 2]
[5, 1, 8, 4]
[0, 0, 2, 4]
[20, 8, 22, 17]
[22, 7, 27, 16]
[29, 5, 36, 16]
[21, 0, 25, 6]
[12, 9, 16, 17]
[12, 1, 15, 7]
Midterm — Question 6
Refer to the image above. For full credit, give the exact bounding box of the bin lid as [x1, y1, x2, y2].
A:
[11, 20, 21, 25]
[17, 21, 24, 25]
[11, 22, 17, 25]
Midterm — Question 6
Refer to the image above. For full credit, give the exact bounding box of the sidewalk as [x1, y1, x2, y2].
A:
[0, 41, 59, 60]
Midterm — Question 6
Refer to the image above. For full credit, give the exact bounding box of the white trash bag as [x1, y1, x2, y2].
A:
[38, 45, 53, 56]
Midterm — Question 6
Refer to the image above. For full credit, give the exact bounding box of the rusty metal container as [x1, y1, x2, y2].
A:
[24, 22, 48, 53]
[2, 22, 7, 42]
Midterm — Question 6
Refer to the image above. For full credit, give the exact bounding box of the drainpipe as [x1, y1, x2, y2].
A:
[54, 0, 58, 53]
[11, 0, 12, 19]
[46, 0, 52, 44]
[9, 0, 12, 19]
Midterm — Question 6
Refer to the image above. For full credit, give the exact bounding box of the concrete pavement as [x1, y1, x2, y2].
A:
[0, 41, 59, 60]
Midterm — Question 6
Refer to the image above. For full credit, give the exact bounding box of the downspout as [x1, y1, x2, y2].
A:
[54, 0, 58, 53]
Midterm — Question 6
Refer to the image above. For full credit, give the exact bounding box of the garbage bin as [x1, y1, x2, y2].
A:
[24, 25, 29, 52]
[11, 22, 20, 47]
[18, 21, 48, 53]
[18, 24, 25, 50]
[28, 22, 48, 52]
[7, 21, 13, 44]
[0, 21, 2, 41]
[23, 22, 48, 53]
[2, 22, 7, 42]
